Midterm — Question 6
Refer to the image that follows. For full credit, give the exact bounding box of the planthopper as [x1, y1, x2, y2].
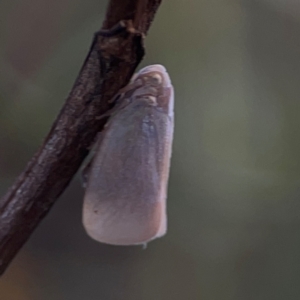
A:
[82, 64, 174, 246]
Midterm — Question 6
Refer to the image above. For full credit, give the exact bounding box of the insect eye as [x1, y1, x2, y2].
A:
[143, 73, 163, 86]
[150, 73, 163, 85]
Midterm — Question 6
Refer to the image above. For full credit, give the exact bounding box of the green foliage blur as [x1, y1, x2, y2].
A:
[1, 0, 300, 299]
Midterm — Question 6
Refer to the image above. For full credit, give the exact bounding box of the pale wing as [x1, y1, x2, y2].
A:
[83, 103, 173, 245]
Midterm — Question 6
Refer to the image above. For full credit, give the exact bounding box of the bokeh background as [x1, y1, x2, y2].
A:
[1, 0, 300, 299]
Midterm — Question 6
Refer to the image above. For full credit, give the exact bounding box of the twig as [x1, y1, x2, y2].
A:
[0, 0, 162, 275]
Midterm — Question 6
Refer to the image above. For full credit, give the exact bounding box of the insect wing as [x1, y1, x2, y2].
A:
[83, 65, 174, 245]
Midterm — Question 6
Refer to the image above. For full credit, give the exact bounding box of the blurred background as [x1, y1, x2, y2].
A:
[1, 0, 300, 299]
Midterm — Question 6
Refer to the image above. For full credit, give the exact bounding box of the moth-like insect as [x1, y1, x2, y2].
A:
[82, 64, 174, 245]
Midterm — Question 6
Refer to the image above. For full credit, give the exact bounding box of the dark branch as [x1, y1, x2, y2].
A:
[0, 0, 162, 275]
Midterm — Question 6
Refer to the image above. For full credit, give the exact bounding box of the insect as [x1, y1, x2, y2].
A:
[82, 64, 174, 246]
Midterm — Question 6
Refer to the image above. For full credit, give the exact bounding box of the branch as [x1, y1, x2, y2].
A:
[0, 0, 162, 275]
